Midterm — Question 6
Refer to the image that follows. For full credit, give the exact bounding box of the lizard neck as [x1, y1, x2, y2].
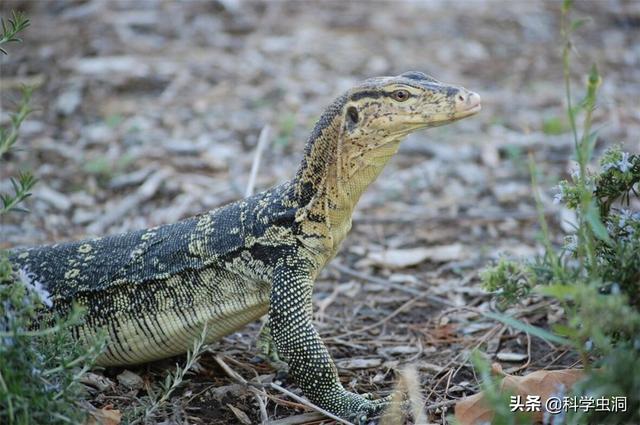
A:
[325, 138, 401, 248]
[291, 95, 402, 260]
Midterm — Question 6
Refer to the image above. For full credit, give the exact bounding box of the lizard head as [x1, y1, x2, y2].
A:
[333, 71, 481, 179]
[341, 70, 481, 146]
[296, 71, 480, 215]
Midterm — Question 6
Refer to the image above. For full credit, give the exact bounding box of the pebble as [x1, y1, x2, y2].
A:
[116, 370, 144, 390]
[35, 185, 72, 211]
[56, 88, 82, 116]
[492, 181, 530, 203]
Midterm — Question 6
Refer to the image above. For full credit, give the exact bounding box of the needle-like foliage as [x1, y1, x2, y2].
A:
[0, 11, 106, 425]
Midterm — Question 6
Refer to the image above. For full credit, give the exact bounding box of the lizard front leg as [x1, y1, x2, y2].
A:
[269, 257, 389, 424]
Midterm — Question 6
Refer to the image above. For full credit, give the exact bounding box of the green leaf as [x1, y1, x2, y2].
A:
[588, 63, 601, 87]
[552, 323, 578, 338]
[584, 131, 598, 162]
[482, 311, 573, 346]
[542, 116, 567, 135]
[536, 283, 578, 300]
[571, 18, 591, 31]
[586, 202, 613, 245]
[562, 0, 573, 14]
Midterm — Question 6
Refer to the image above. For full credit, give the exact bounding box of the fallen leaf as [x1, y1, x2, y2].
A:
[86, 407, 121, 425]
[227, 404, 252, 425]
[432, 323, 458, 340]
[368, 244, 465, 269]
[116, 369, 144, 390]
[80, 372, 115, 392]
[211, 383, 249, 402]
[417, 361, 445, 374]
[455, 392, 492, 425]
[379, 345, 420, 356]
[336, 358, 383, 369]
[455, 366, 585, 425]
[496, 352, 528, 362]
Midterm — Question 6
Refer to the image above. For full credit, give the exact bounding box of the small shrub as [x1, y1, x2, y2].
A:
[477, 1, 639, 424]
[0, 11, 106, 425]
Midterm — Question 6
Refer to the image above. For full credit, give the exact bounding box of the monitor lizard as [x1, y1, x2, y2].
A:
[10, 71, 481, 423]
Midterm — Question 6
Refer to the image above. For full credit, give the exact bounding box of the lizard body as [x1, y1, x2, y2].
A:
[10, 71, 481, 422]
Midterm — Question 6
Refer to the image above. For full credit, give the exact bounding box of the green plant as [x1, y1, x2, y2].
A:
[478, 1, 639, 423]
[0, 11, 106, 424]
[0, 11, 29, 55]
[127, 323, 209, 424]
[0, 13, 37, 216]
[542, 116, 568, 136]
[0, 83, 37, 215]
[0, 271, 105, 424]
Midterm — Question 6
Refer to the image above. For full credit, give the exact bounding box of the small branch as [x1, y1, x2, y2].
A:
[424, 398, 457, 411]
[135, 323, 209, 424]
[269, 383, 355, 425]
[0, 171, 37, 216]
[245, 125, 271, 198]
[0, 11, 30, 55]
[0, 85, 33, 158]
[268, 412, 327, 425]
[214, 354, 249, 385]
[214, 355, 269, 424]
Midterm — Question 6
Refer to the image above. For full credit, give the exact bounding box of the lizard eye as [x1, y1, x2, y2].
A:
[391, 89, 410, 102]
[347, 106, 359, 124]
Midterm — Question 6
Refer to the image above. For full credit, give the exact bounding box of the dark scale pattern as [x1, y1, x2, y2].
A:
[8, 72, 480, 421]
[10, 183, 298, 364]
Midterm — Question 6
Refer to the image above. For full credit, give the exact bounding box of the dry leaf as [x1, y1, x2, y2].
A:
[227, 404, 252, 425]
[455, 366, 584, 425]
[455, 391, 493, 425]
[336, 358, 383, 369]
[368, 244, 465, 269]
[432, 323, 458, 340]
[116, 369, 144, 390]
[80, 372, 115, 392]
[496, 352, 528, 362]
[86, 407, 121, 425]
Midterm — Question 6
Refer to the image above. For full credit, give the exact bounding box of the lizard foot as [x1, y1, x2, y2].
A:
[339, 392, 391, 425]
[255, 322, 290, 380]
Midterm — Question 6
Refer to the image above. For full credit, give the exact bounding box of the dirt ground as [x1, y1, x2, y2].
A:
[1, 1, 639, 424]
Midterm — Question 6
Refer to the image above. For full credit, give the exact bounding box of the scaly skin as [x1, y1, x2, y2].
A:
[9, 71, 481, 422]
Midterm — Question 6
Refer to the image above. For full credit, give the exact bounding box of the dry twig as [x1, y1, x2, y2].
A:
[246, 125, 271, 198]
[269, 383, 355, 425]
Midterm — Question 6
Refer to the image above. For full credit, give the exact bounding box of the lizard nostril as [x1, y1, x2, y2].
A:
[457, 93, 466, 103]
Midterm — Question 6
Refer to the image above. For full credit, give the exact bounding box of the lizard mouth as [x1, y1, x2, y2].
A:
[458, 103, 482, 117]
[428, 102, 481, 126]
[464, 103, 482, 113]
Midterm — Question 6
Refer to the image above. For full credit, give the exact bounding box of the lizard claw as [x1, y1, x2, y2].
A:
[341, 393, 390, 425]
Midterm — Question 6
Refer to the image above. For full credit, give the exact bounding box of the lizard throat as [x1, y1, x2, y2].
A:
[295, 129, 402, 259]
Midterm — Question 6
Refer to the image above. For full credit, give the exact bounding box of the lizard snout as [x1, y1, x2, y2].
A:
[454, 89, 482, 113]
